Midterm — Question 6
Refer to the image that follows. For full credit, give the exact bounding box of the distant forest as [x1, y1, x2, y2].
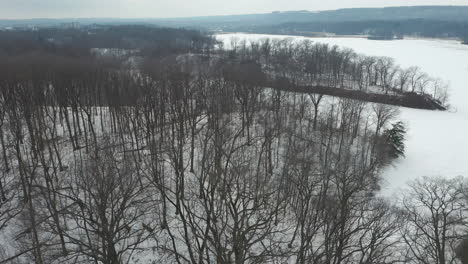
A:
[0, 26, 213, 57]
[242, 19, 468, 41]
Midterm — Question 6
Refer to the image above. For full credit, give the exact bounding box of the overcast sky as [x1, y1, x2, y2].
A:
[1, 0, 468, 19]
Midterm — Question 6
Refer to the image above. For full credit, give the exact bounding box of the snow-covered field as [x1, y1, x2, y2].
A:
[217, 33, 468, 195]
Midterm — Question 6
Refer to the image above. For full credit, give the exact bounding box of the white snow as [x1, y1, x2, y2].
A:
[217, 33, 468, 196]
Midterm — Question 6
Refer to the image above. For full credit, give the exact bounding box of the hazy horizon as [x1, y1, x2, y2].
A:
[1, 0, 468, 20]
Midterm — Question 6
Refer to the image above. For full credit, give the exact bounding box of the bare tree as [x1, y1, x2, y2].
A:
[63, 140, 153, 264]
[401, 176, 465, 264]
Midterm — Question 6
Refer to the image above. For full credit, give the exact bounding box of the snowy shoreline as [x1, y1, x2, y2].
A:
[217, 31, 465, 44]
[218, 33, 468, 196]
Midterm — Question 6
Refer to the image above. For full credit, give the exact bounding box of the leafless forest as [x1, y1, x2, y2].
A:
[0, 26, 466, 264]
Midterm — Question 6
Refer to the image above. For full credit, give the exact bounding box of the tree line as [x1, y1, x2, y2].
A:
[241, 19, 468, 43]
[222, 37, 449, 108]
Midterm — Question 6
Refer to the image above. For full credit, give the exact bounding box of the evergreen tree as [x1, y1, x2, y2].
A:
[385, 121, 406, 158]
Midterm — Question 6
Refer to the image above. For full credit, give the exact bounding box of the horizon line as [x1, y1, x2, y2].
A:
[1, 4, 467, 22]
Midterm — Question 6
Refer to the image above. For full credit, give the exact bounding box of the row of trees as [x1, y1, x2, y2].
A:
[222, 38, 449, 107]
[0, 28, 460, 264]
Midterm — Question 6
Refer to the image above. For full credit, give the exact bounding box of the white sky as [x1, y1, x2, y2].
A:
[1, 0, 468, 19]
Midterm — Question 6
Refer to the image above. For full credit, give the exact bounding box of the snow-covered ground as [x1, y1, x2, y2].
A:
[217, 33, 468, 196]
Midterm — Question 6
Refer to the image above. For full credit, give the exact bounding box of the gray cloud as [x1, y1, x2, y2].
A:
[1, 0, 468, 19]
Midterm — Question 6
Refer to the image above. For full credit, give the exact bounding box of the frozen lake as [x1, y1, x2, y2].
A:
[217, 33, 468, 195]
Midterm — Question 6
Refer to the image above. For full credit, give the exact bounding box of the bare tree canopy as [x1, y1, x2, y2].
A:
[0, 26, 461, 264]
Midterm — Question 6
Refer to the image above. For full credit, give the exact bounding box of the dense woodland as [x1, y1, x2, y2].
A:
[0, 26, 466, 264]
[0, 26, 214, 57]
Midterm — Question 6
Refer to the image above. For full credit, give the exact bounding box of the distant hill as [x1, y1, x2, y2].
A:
[3, 6, 468, 28]
[2, 6, 468, 42]
[153, 6, 468, 41]
[153, 6, 468, 27]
